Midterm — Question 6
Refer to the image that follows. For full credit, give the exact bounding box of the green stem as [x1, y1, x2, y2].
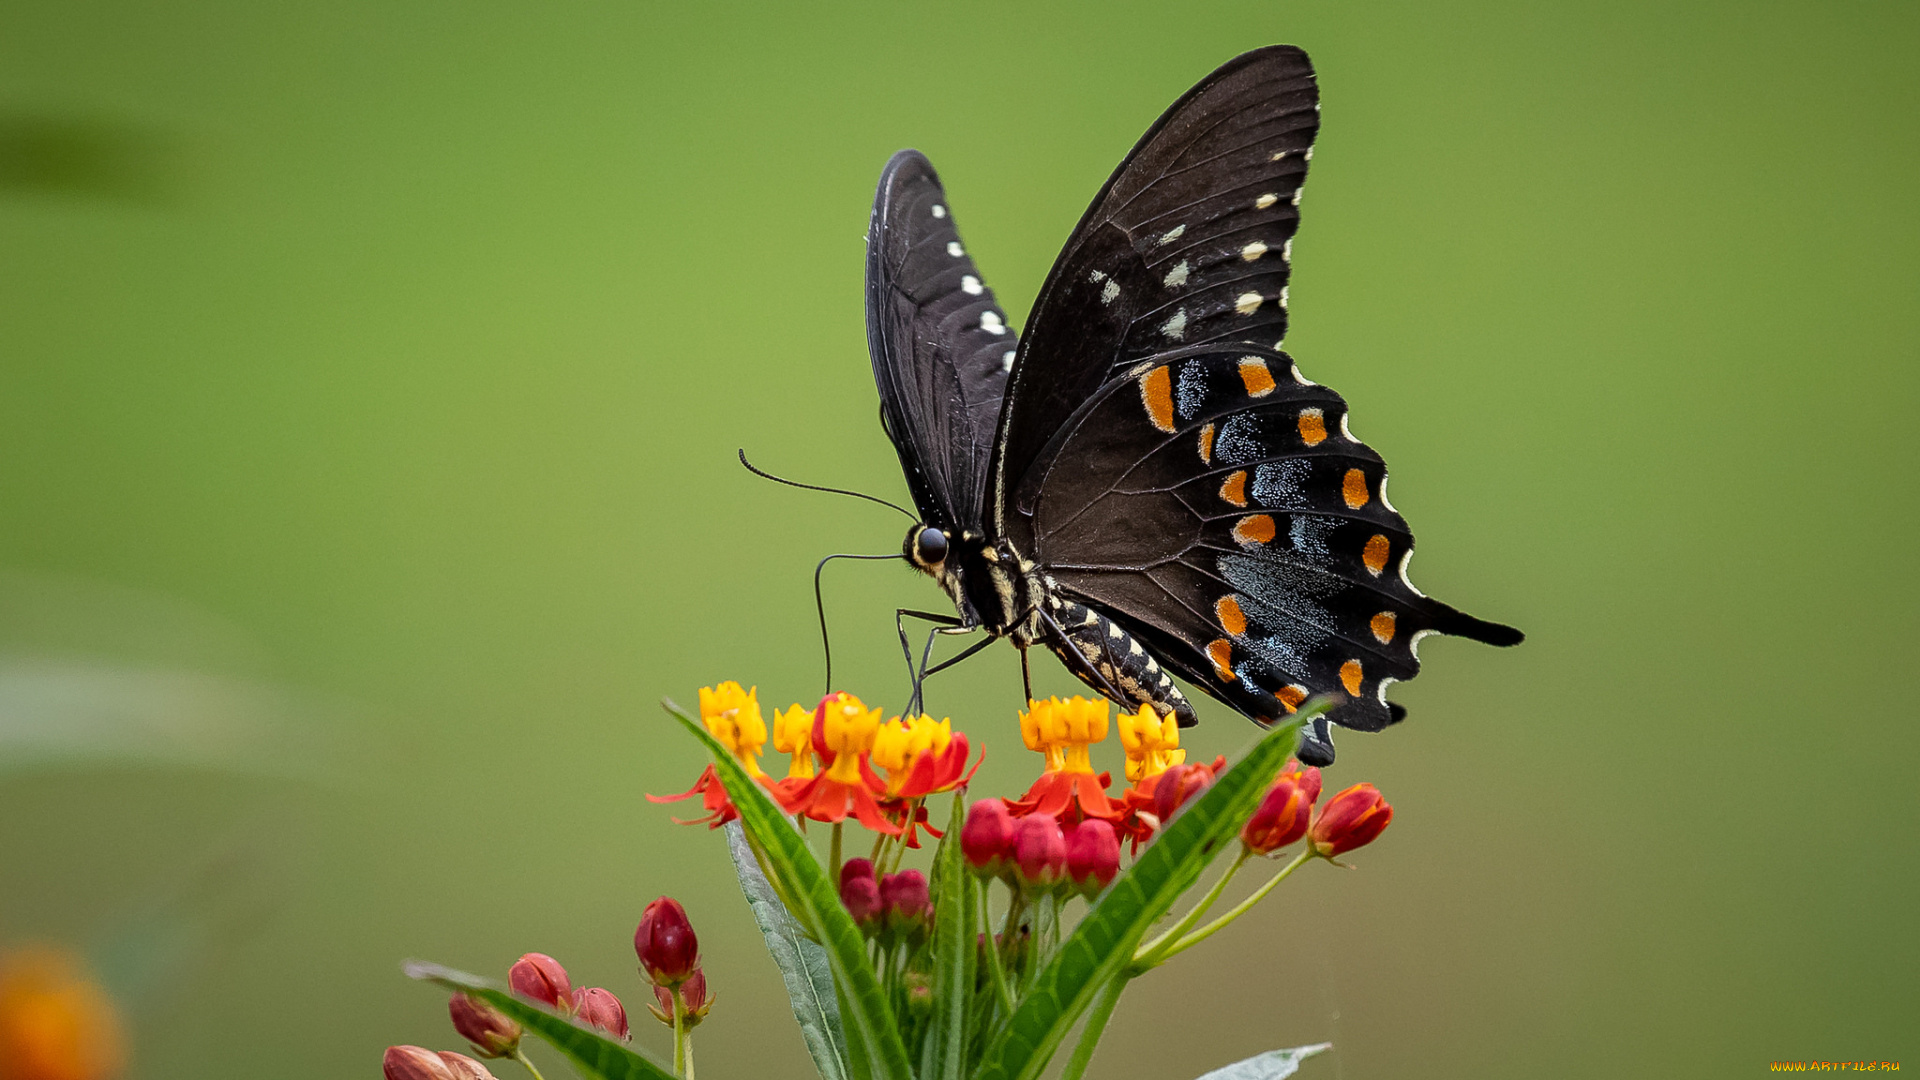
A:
[672, 986, 689, 1078]
[979, 877, 1016, 1016]
[1156, 848, 1314, 963]
[830, 821, 844, 889]
[1059, 974, 1128, 1080]
[1134, 847, 1250, 965]
[513, 1050, 549, 1080]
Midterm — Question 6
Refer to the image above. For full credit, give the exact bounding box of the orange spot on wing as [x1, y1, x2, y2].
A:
[1370, 612, 1397, 643]
[1339, 659, 1364, 697]
[1238, 358, 1277, 397]
[1214, 595, 1247, 637]
[1198, 423, 1216, 464]
[1362, 534, 1391, 575]
[1298, 408, 1327, 446]
[1277, 684, 1308, 712]
[1139, 365, 1175, 433]
[1206, 639, 1235, 681]
[1219, 470, 1248, 507]
[1342, 468, 1370, 508]
[1231, 514, 1276, 545]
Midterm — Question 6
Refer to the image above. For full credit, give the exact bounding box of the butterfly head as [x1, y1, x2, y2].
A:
[904, 524, 949, 572]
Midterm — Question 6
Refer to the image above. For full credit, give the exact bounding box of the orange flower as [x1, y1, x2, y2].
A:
[1005, 697, 1121, 823]
[648, 682, 772, 828]
[1112, 706, 1224, 851]
[866, 713, 980, 845]
[773, 693, 898, 833]
[0, 947, 125, 1080]
[771, 703, 817, 781]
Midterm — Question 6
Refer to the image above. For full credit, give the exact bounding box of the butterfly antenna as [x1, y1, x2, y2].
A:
[815, 552, 906, 694]
[739, 449, 916, 521]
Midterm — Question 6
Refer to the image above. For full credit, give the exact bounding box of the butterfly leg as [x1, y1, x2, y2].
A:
[907, 627, 993, 715]
[896, 608, 964, 708]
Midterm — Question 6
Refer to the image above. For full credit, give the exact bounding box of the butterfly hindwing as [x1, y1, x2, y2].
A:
[1014, 347, 1518, 739]
[991, 45, 1320, 529]
[867, 149, 1019, 530]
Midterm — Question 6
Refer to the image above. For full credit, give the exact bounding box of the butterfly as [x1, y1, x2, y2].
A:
[865, 44, 1520, 766]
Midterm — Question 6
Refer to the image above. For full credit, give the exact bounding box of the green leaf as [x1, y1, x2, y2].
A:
[725, 821, 849, 1080]
[664, 700, 915, 1080]
[971, 709, 1316, 1080]
[922, 790, 974, 1080]
[403, 961, 676, 1080]
[1191, 1043, 1332, 1080]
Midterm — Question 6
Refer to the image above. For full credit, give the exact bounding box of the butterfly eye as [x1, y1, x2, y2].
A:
[914, 527, 948, 566]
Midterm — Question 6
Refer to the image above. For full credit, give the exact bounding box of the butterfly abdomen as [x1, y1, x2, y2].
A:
[1043, 596, 1199, 727]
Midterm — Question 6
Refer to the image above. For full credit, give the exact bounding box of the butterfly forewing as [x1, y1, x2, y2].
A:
[991, 45, 1319, 527]
[867, 150, 1019, 530]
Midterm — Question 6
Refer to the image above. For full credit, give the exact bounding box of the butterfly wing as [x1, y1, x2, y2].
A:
[990, 45, 1320, 529]
[1015, 348, 1521, 759]
[867, 149, 1019, 530]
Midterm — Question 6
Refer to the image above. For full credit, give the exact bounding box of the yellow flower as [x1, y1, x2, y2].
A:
[870, 714, 953, 796]
[0, 947, 125, 1080]
[698, 681, 768, 779]
[1019, 696, 1109, 774]
[815, 693, 882, 785]
[771, 703, 816, 780]
[1117, 703, 1186, 783]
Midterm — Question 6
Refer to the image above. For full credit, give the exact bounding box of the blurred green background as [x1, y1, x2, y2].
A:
[2, 1, 1914, 1076]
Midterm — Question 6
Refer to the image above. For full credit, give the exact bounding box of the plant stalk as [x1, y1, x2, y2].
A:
[979, 877, 1016, 1016]
[512, 1050, 549, 1080]
[1155, 848, 1314, 962]
[1134, 846, 1251, 966]
[1059, 974, 1128, 1080]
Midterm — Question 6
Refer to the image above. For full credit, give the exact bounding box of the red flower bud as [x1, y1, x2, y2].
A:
[635, 897, 700, 987]
[439, 1053, 499, 1080]
[1241, 761, 1321, 855]
[507, 953, 572, 1012]
[385, 1046, 498, 1080]
[1013, 812, 1067, 889]
[961, 798, 1017, 877]
[1064, 818, 1120, 898]
[841, 871, 883, 933]
[575, 987, 629, 1040]
[839, 857, 875, 892]
[1309, 783, 1392, 858]
[649, 968, 712, 1029]
[881, 869, 933, 943]
[903, 970, 933, 1016]
[448, 993, 521, 1057]
[1150, 763, 1214, 827]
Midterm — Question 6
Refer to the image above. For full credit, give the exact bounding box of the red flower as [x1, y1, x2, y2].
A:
[961, 798, 1017, 877]
[773, 694, 900, 833]
[645, 764, 739, 828]
[1309, 783, 1393, 858]
[1005, 697, 1121, 823]
[1065, 819, 1120, 898]
[1013, 813, 1067, 889]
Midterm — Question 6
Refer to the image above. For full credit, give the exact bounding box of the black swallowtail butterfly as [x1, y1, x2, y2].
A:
[866, 45, 1521, 766]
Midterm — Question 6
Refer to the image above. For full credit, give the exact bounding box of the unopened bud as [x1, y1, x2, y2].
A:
[575, 987, 629, 1041]
[649, 967, 712, 1029]
[839, 857, 875, 891]
[1309, 783, 1392, 858]
[635, 896, 700, 987]
[439, 1053, 500, 1080]
[1150, 763, 1214, 828]
[507, 953, 572, 1012]
[1064, 818, 1120, 898]
[385, 1046, 499, 1080]
[960, 798, 1017, 877]
[841, 872, 883, 934]
[903, 970, 933, 1016]
[881, 869, 933, 944]
[448, 993, 520, 1057]
[1012, 813, 1067, 890]
[1241, 760, 1321, 855]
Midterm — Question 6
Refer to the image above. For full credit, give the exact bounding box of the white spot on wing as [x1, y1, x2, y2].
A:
[1339, 412, 1358, 442]
[932, 204, 947, 218]
[1255, 193, 1278, 209]
[1089, 270, 1107, 283]
[1100, 279, 1121, 305]
[1378, 473, 1396, 512]
[1235, 292, 1263, 315]
[1291, 190, 1302, 207]
[1241, 241, 1267, 262]
[1375, 675, 1397, 707]
[1282, 239, 1293, 263]
[1291, 363, 1313, 386]
[1159, 309, 1188, 340]
[979, 310, 1007, 335]
[1001, 350, 1016, 373]
[961, 274, 983, 295]
[1279, 285, 1290, 310]
[947, 241, 965, 257]
[1163, 260, 1190, 288]
[1157, 224, 1187, 245]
